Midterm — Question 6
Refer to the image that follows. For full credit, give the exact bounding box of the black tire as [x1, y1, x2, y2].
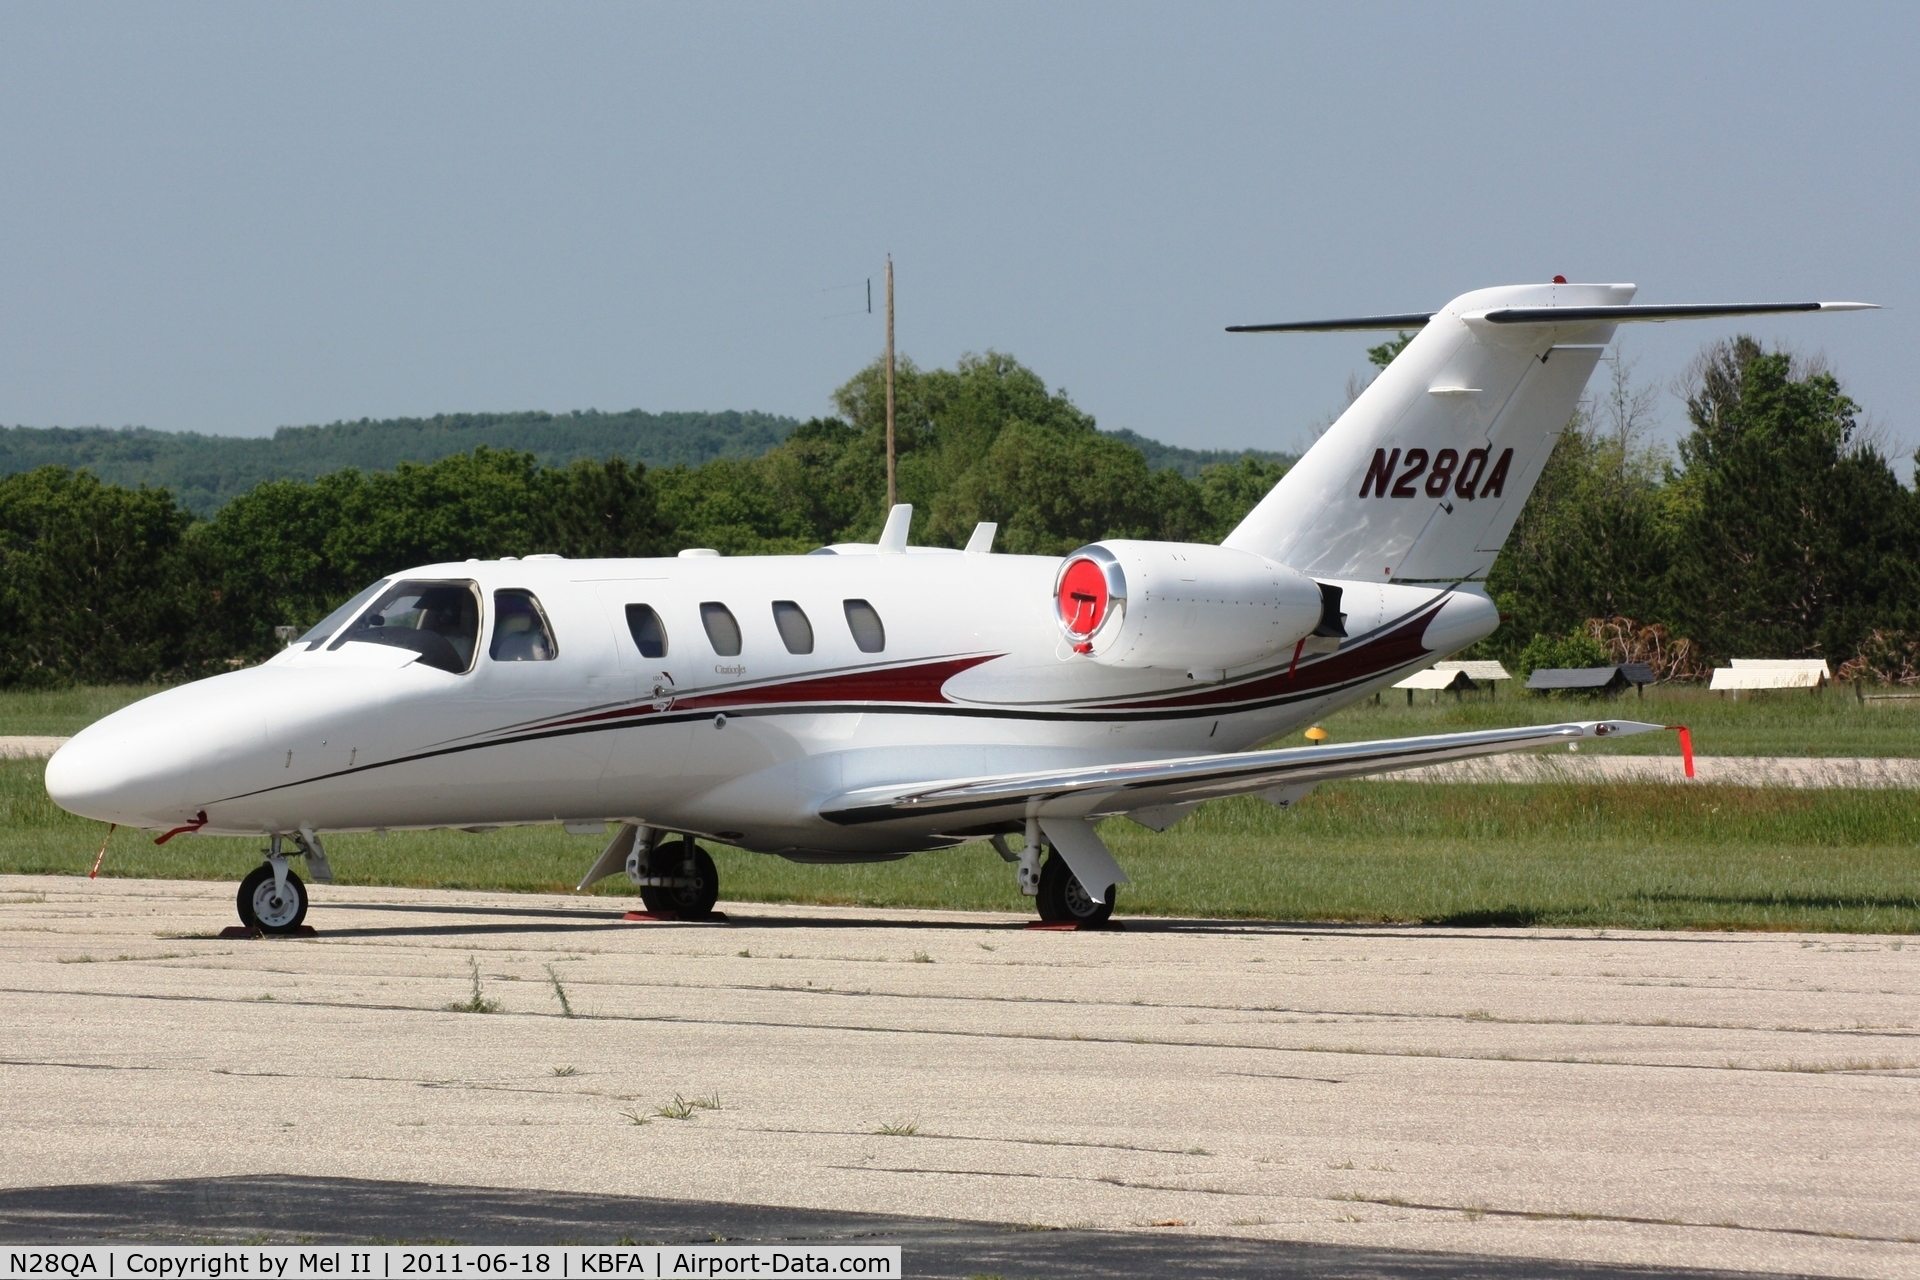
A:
[639, 837, 720, 921]
[1036, 850, 1113, 926]
[237, 864, 308, 934]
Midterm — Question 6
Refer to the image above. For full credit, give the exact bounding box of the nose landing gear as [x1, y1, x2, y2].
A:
[235, 832, 323, 934]
[237, 857, 308, 934]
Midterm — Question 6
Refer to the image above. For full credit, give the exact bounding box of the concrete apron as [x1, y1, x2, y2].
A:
[0, 875, 1915, 1278]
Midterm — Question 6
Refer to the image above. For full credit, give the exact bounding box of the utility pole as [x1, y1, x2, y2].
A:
[884, 255, 896, 511]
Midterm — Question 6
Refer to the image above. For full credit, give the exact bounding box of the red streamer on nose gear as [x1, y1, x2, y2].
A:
[88, 824, 115, 878]
[154, 810, 209, 845]
[1666, 726, 1695, 778]
[1287, 637, 1306, 678]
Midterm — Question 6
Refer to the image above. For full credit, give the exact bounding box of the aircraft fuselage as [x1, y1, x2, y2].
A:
[47, 549, 1496, 859]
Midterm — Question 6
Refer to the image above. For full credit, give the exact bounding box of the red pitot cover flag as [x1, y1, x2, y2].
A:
[1667, 725, 1695, 779]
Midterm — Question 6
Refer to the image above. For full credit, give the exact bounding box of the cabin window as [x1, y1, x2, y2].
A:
[700, 602, 742, 657]
[843, 599, 885, 653]
[626, 604, 668, 658]
[489, 589, 558, 662]
[297, 578, 389, 650]
[772, 601, 814, 655]
[329, 580, 480, 674]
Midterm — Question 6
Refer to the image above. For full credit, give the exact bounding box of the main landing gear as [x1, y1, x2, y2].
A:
[236, 831, 328, 935]
[1038, 851, 1114, 926]
[999, 826, 1115, 926]
[635, 833, 720, 921]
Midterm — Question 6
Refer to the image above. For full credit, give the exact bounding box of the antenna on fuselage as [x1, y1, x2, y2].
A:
[878, 503, 912, 554]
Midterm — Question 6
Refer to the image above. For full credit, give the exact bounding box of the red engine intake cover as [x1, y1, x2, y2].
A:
[1056, 556, 1109, 639]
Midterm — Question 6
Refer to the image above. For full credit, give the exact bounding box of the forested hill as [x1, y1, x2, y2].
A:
[0, 412, 1291, 514]
[1096, 428, 1292, 478]
[0, 409, 800, 515]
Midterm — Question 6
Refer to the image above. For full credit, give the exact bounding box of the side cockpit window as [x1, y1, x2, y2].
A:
[700, 602, 742, 657]
[331, 580, 480, 674]
[490, 589, 558, 662]
[297, 579, 389, 650]
[626, 604, 668, 658]
[843, 599, 885, 653]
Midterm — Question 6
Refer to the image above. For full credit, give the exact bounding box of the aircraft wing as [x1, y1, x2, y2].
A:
[820, 719, 1673, 829]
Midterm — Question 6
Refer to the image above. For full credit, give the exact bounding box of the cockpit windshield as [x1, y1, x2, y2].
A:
[296, 579, 389, 650]
[328, 580, 481, 674]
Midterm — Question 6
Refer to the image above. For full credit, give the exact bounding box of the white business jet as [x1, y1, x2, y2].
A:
[46, 282, 1873, 932]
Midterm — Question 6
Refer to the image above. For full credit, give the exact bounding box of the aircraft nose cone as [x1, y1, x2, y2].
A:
[44, 663, 372, 831]
[43, 671, 280, 829]
[45, 722, 196, 827]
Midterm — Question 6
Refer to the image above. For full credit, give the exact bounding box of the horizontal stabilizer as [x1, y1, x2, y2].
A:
[1228, 300, 1877, 334]
[1483, 301, 1878, 325]
[1227, 312, 1436, 333]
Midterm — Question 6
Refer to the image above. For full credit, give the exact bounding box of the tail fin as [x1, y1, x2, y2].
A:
[1222, 283, 1874, 584]
[1224, 282, 1630, 583]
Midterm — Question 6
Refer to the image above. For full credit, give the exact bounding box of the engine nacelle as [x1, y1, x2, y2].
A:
[1053, 540, 1331, 676]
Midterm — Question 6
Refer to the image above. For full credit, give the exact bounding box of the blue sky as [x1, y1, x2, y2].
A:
[1, 2, 1911, 466]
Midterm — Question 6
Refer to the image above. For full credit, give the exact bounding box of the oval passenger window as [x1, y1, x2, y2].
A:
[843, 599, 885, 653]
[772, 601, 814, 655]
[700, 602, 742, 657]
[626, 604, 668, 658]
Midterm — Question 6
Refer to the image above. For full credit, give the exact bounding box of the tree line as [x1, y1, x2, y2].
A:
[0, 353, 1285, 686]
[1490, 337, 1920, 682]
[1, 337, 1914, 689]
[0, 409, 800, 517]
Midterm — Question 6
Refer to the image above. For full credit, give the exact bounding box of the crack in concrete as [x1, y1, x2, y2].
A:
[0, 1058, 165, 1072]
[7, 985, 1918, 1080]
[536, 972, 1920, 1042]
[1331, 1195, 1920, 1247]
[835, 1167, 1920, 1248]
[45, 943, 1913, 1041]
[747, 1127, 1217, 1158]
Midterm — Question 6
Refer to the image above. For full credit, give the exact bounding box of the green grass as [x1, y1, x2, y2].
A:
[1317, 682, 1920, 758]
[0, 685, 170, 736]
[7, 757, 1917, 933]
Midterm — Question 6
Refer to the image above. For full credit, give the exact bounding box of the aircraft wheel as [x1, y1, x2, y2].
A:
[640, 837, 720, 921]
[1036, 850, 1113, 926]
[237, 864, 308, 934]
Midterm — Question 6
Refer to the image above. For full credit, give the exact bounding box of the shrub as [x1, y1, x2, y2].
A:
[1515, 630, 1610, 685]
